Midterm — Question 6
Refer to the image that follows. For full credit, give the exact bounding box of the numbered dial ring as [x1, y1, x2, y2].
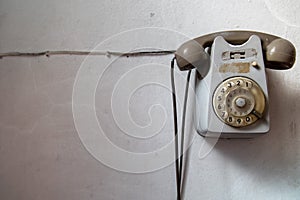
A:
[213, 77, 265, 127]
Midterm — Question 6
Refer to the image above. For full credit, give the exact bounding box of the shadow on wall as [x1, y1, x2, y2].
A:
[212, 69, 300, 187]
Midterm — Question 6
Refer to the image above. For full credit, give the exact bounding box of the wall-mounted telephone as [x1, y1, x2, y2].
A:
[175, 31, 296, 138]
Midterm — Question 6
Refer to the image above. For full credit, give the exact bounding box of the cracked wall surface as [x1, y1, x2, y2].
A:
[0, 0, 300, 199]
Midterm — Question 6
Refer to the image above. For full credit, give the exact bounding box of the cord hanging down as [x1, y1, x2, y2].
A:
[0, 50, 175, 59]
[171, 57, 192, 200]
[170, 57, 181, 200]
[179, 69, 191, 193]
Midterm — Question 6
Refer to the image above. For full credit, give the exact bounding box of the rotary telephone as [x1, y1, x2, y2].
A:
[175, 31, 296, 138]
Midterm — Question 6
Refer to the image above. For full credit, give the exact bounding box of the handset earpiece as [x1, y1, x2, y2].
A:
[265, 38, 296, 70]
[175, 39, 210, 78]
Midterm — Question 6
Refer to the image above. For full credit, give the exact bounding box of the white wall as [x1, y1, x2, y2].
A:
[0, 0, 300, 199]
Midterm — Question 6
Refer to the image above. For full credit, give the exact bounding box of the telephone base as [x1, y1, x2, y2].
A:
[195, 35, 270, 139]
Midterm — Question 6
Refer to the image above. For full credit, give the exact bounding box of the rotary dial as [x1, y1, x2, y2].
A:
[213, 77, 265, 127]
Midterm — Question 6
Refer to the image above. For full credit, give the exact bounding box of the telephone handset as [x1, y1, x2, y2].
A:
[175, 31, 296, 138]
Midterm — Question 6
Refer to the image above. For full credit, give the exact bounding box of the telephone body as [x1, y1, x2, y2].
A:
[175, 31, 296, 138]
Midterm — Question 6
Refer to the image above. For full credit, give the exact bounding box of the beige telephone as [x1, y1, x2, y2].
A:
[175, 31, 296, 138]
